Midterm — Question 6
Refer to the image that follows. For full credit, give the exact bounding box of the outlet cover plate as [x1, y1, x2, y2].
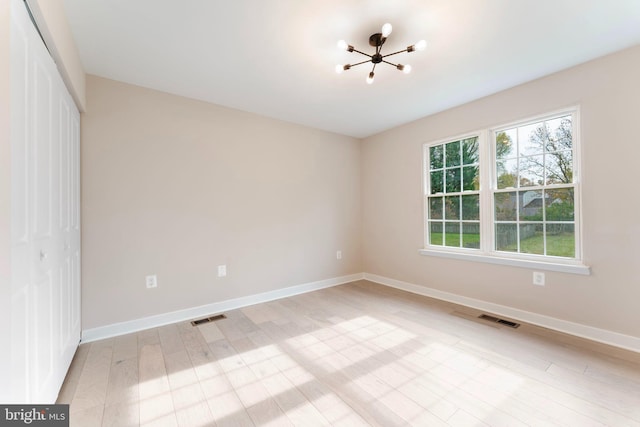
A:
[146, 275, 157, 288]
[217, 265, 227, 277]
[533, 271, 545, 286]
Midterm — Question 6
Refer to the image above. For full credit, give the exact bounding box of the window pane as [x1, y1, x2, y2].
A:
[520, 155, 544, 187]
[546, 117, 563, 134]
[444, 196, 460, 220]
[462, 166, 479, 190]
[547, 116, 572, 153]
[519, 122, 545, 156]
[546, 150, 573, 184]
[446, 168, 461, 193]
[429, 222, 443, 245]
[520, 190, 543, 221]
[462, 137, 479, 165]
[496, 158, 518, 189]
[462, 222, 480, 249]
[429, 197, 443, 219]
[430, 170, 443, 194]
[547, 223, 575, 257]
[444, 222, 460, 247]
[496, 129, 516, 160]
[519, 224, 544, 255]
[495, 192, 517, 221]
[545, 188, 574, 221]
[496, 223, 517, 252]
[445, 141, 461, 167]
[430, 145, 443, 169]
[461, 194, 479, 220]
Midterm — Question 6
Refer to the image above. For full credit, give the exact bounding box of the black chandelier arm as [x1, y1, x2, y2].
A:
[382, 59, 399, 67]
[349, 59, 372, 68]
[350, 48, 373, 58]
[381, 48, 410, 59]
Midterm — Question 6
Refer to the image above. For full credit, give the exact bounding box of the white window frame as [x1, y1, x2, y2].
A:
[420, 107, 590, 275]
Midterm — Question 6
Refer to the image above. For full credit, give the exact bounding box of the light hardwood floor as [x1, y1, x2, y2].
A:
[57, 280, 640, 426]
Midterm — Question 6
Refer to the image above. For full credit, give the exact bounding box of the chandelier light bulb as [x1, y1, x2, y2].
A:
[403, 64, 412, 74]
[335, 64, 343, 74]
[415, 39, 427, 51]
[337, 39, 348, 50]
[381, 23, 393, 37]
[366, 72, 375, 84]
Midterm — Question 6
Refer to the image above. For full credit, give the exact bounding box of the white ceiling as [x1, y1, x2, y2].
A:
[62, 0, 640, 138]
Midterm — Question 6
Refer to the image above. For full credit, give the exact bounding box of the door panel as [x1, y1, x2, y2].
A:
[32, 272, 54, 401]
[32, 59, 53, 242]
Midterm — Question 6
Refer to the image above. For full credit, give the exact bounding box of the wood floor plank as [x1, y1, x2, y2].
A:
[70, 341, 113, 412]
[69, 404, 104, 427]
[105, 357, 139, 406]
[113, 333, 138, 362]
[61, 280, 640, 427]
[158, 324, 186, 356]
[246, 398, 293, 426]
[164, 349, 199, 391]
[102, 401, 139, 427]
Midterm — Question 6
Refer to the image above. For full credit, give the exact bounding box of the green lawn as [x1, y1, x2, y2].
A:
[430, 232, 480, 248]
[431, 232, 575, 257]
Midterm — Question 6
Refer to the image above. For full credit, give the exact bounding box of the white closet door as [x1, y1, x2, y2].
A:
[10, 0, 81, 403]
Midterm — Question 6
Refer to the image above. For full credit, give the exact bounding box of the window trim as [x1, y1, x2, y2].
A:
[421, 107, 590, 275]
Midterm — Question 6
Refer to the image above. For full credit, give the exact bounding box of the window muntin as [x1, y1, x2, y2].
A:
[426, 137, 480, 249]
[423, 109, 581, 265]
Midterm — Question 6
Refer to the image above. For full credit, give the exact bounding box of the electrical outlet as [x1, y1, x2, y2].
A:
[336, 250, 342, 260]
[217, 265, 227, 277]
[533, 271, 545, 286]
[146, 275, 157, 288]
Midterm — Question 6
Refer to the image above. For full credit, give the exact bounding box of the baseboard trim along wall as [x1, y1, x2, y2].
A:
[364, 273, 640, 354]
[81, 273, 365, 343]
[82, 272, 640, 353]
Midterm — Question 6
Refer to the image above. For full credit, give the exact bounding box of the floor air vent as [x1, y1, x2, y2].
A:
[478, 314, 520, 328]
[191, 314, 227, 326]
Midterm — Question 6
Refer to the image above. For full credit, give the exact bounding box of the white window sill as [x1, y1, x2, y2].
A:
[418, 249, 591, 275]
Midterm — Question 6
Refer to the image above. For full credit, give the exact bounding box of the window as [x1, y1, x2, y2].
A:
[494, 115, 576, 257]
[422, 109, 587, 274]
[426, 137, 480, 249]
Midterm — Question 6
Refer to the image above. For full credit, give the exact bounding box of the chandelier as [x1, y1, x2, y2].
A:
[335, 23, 426, 84]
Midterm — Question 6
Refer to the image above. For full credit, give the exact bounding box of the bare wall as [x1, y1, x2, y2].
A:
[82, 75, 361, 330]
[361, 45, 640, 338]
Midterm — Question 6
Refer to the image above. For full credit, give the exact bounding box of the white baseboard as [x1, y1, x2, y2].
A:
[81, 273, 365, 343]
[82, 271, 640, 353]
[364, 273, 640, 353]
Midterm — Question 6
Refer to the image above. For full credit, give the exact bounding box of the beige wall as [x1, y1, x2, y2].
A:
[82, 75, 362, 330]
[27, 0, 86, 110]
[362, 45, 640, 338]
[0, 0, 12, 401]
